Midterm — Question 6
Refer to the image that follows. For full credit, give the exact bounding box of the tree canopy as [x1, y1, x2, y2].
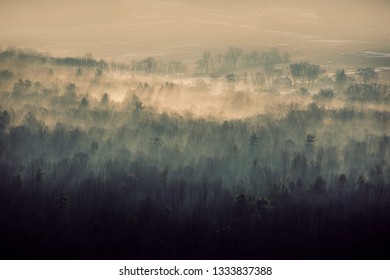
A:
[290, 62, 324, 85]
[356, 67, 377, 83]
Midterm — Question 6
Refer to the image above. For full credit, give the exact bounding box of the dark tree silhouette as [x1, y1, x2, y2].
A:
[101, 92, 110, 105]
[356, 67, 377, 83]
[224, 47, 242, 70]
[335, 69, 347, 88]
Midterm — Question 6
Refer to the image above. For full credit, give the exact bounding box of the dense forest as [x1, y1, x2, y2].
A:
[0, 48, 390, 259]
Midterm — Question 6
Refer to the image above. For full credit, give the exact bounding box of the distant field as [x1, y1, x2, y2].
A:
[1, 2, 389, 64]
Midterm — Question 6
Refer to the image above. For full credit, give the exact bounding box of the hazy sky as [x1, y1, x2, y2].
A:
[1, 0, 389, 61]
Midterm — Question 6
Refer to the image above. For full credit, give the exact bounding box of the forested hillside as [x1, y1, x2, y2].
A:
[0, 48, 390, 259]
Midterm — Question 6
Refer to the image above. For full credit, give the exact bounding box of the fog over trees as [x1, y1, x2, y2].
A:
[0, 0, 390, 260]
[0, 46, 389, 259]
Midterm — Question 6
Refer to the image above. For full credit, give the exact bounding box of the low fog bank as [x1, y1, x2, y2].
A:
[1, 47, 390, 118]
[1, 47, 390, 259]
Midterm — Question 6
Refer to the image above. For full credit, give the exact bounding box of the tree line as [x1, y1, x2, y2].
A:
[0, 59, 389, 258]
[196, 47, 289, 75]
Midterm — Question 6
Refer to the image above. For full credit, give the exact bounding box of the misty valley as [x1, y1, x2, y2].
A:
[0, 46, 390, 259]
